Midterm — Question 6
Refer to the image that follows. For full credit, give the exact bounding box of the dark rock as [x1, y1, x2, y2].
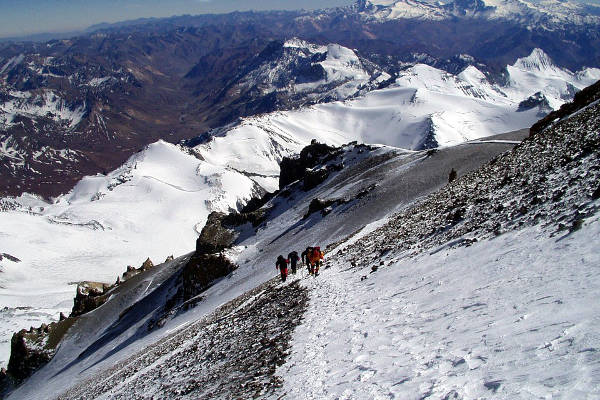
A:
[517, 92, 551, 112]
[5, 316, 77, 386]
[303, 167, 330, 191]
[196, 212, 237, 254]
[182, 254, 238, 301]
[278, 141, 338, 189]
[140, 258, 154, 271]
[196, 209, 268, 255]
[592, 183, 600, 200]
[1, 253, 21, 263]
[6, 327, 51, 384]
[304, 198, 338, 219]
[70, 281, 111, 318]
[240, 191, 277, 214]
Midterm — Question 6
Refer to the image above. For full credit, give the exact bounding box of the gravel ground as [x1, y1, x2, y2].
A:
[57, 277, 308, 400]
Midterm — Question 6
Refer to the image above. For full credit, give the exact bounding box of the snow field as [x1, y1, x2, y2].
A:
[277, 219, 600, 399]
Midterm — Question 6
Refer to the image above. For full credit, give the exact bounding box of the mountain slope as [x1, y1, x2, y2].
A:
[0, 47, 597, 369]
[8, 77, 600, 399]
[4, 132, 529, 398]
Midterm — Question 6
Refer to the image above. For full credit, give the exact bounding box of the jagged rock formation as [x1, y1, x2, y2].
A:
[70, 282, 112, 318]
[1, 255, 167, 395]
[195, 209, 268, 254]
[278, 141, 340, 189]
[195, 212, 239, 255]
[1, 316, 77, 394]
[530, 79, 600, 135]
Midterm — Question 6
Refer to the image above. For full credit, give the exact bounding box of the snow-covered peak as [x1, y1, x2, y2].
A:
[282, 38, 326, 54]
[235, 38, 388, 103]
[363, 0, 447, 20]
[513, 48, 563, 74]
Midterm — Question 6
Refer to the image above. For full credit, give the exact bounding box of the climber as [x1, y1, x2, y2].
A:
[307, 246, 324, 276]
[288, 250, 300, 274]
[301, 246, 313, 272]
[276, 255, 289, 282]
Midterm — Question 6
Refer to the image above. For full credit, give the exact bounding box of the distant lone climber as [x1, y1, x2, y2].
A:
[276, 255, 289, 282]
[288, 251, 300, 274]
[448, 168, 457, 183]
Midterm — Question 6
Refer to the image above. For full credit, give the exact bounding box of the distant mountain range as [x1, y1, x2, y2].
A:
[0, 0, 599, 198]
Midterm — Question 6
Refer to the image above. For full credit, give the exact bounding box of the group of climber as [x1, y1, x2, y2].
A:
[275, 246, 324, 282]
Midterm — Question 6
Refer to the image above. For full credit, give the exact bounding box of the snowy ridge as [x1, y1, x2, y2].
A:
[205, 49, 599, 149]
[234, 38, 389, 103]
[362, 0, 600, 27]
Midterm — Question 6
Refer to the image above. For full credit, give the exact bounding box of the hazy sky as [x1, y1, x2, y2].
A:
[0, 0, 355, 38]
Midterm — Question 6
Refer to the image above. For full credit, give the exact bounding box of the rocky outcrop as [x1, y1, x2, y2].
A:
[304, 198, 348, 219]
[70, 282, 112, 318]
[278, 140, 340, 189]
[0, 253, 21, 263]
[530, 80, 600, 135]
[1, 316, 77, 392]
[196, 210, 268, 254]
[182, 254, 238, 302]
[195, 212, 239, 254]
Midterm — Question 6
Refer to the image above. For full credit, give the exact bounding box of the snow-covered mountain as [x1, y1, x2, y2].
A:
[0, 47, 597, 370]
[199, 48, 598, 149]
[4, 80, 600, 398]
[359, 0, 600, 28]
[215, 38, 391, 105]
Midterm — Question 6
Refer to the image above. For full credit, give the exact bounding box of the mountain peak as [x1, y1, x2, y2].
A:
[513, 48, 559, 73]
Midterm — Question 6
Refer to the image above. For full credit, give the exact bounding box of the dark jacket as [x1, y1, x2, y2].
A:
[276, 255, 287, 270]
[288, 251, 300, 266]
